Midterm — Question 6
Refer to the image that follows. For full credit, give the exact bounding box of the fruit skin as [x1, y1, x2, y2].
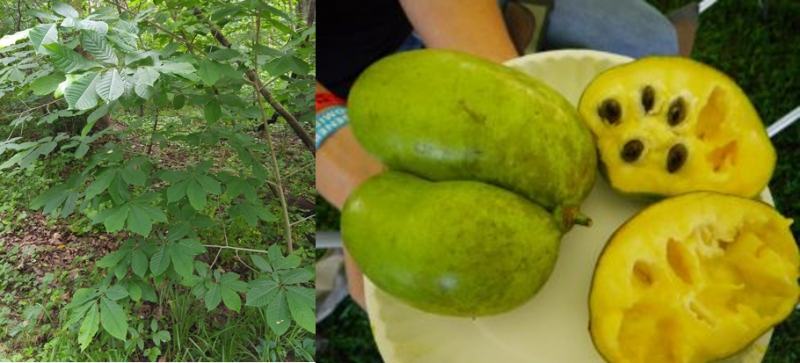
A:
[348, 50, 596, 230]
[342, 171, 562, 317]
[579, 56, 776, 199]
[589, 192, 799, 363]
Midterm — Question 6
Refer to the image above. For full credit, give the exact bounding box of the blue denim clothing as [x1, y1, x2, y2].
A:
[397, 0, 679, 58]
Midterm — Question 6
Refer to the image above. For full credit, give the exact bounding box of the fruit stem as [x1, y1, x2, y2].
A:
[556, 206, 592, 231]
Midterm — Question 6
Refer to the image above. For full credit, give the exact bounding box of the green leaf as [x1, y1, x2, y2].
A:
[266, 290, 290, 336]
[128, 204, 152, 236]
[150, 244, 170, 276]
[108, 173, 130, 204]
[44, 43, 102, 73]
[286, 289, 315, 333]
[85, 170, 115, 200]
[120, 166, 146, 186]
[177, 239, 206, 255]
[78, 303, 99, 351]
[170, 246, 194, 278]
[198, 59, 219, 86]
[153, 91, 168, 107]
[204, 284, 222, 311]
[29, 24, 58, 55]
[53, 1, 79, 18]
[83, 102, 111, 136]
[0, 29, 30, 48]
[203, 100, 221, 123]
[221, 286, 241, 313]
[135, 67, 159, 87]
[80, 31, 118, 65]
[160, 170, 190, 183]
[246, 278, 279, 307]
[131, 249, 148, 277]
[64, 72, 101, 110]
[60, 192, 79, 217]
[166, 178, 190, 203]
[77, 20, 109, 34]
[263, 56, 290, 76]
[30, 184, 68, 210]
[275, 254, 301, 271]
[285, 285, 315, 307]
[140, 205, 168, 223]
[25, 9, 61, 21]
[128, 282, 142, 301]
[186, 179, 207, 210]
[195, 175, 220, 195]
[137, 280, 157, 302]
[154, 62, 195, 75]
[30, 73, 65, 96]
[252, 44, 286, 58]
[105, 285, 129, 301]
[207, 48, 240, 61]
[241, 106, 262, 119]
[100, 297, 128, 341]
[217, 94, 247, 109]
[287, 57, 310, 76]
[250, 255, 273, 273]
[134, 82, 152, 99]
[210, 5, 242, 21]
[153, 330, 171, 346]
[173, 94, 185, 110]
[96, 69, 125, 102]
[96, 248, 129, 268]
[279, 268, 313, 284]
[104, 204, 129, 233]
[267, 244, 283, 267]
[222, 279, 248, 292]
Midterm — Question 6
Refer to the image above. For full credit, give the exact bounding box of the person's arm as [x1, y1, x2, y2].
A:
[399, 0, 519, 63]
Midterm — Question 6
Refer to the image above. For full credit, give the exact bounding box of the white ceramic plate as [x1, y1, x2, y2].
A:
[364, 50, 773, 363]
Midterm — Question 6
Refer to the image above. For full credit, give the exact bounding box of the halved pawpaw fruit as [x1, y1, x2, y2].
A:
[579, 57, 776, 198]
[589, 192, 799, 363]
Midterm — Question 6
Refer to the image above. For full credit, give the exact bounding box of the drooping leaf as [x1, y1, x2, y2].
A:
[198, 59, 219, 86]
[64, 72, 101, 110]
[80, 31, 117, 65]
[107, 173, 130, 204]
[186, 178, 207, 210]
[52, 1, 79, 18]
[169, 246, 194, 278]
[173, 94, 185, 109]
[150, 244, 171, 276]
[44, 43, 102, 73]
[135, 67, 159, 87]
[286, 289, 315, 333]
[203, 101, 221, 123]
[204, 284, 222, 311]
[131, 249, 148, 277]
[60, 192, 79, 217]
[96, 69, 125, 102]
[78, 303, 99, 351]
[99, 297, 128, 341]
[104, 204, 129, 233]
[195, 175, 220, 195]
[0, 29, 31, 48]
[30, 184, 69, 211]
[128, 203, 153, 236]
[266, 290, 290, 336]
[77, 19, 109, 34]
[29, 24, 58, 55]
[287, 56, 310, 76]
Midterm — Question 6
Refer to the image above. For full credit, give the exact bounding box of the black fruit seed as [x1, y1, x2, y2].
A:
[667, 98, 686, 126]
[621, 140, 644, 162]
[642, 86, 655, 113]
[667, 144, 688, 173]
[598, 99, 621, 125]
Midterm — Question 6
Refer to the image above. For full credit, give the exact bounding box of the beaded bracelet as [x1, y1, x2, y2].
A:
[316, 106, 349, 149]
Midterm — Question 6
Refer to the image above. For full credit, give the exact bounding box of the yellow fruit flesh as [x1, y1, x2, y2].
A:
[590, 193, 799, 363]
[579, 57, 776, 198]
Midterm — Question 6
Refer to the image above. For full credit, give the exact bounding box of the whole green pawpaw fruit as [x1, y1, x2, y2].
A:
[348, 50, 596, 229]
[342, 171, 562, 317]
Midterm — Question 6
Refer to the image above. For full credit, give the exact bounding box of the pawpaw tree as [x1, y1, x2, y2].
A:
[0, 0, 315, 350]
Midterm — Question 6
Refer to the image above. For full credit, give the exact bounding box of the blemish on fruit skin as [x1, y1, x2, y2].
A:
[458, 100, 486, 125]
